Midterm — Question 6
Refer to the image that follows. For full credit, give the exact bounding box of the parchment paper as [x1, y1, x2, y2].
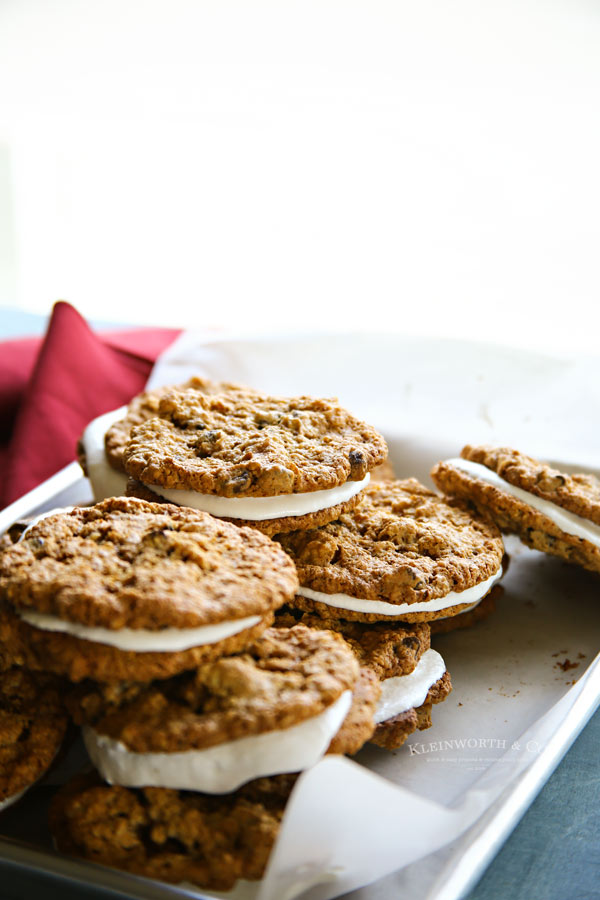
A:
[144, 331, 600, 900]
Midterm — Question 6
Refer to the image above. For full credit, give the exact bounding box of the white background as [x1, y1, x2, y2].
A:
[0, 0, 599, 352]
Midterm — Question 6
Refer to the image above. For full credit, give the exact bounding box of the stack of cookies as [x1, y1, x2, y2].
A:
[0, 497, 380, 890]
[77, 381, 507, 752]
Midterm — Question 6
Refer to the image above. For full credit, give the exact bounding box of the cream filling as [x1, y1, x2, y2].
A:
[297, 568, 502, 617]
[447, 457, 600, 550]
[80, 407, 129, 500]
[83, 690, 353, 793]
[374, 649, 446, 725]
[434, 598, 482, 621]
[18, 610, 261, 653]
[142, 473, 371, 521]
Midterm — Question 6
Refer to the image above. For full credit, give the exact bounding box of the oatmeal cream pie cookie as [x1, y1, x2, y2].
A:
[0, 498, 298, 683]
[66, 625, 374, 793]
[432, 445, 600, 576]
[0, 666, 69, 811]
[50, 770, 294, 891]
[121, 386, 388, 535]
[275, 609, 451, 749]
[77, 377, 251, 501]
[276, 478, 505, 624]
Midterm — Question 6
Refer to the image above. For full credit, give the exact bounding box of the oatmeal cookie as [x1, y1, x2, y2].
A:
[432, 446, 600, 575]
[274, 606, 430, 679]
[120, 387, 386, 533]
[68, 626, 363, 791]
[50, 770, 294, 890]
[276, 479, 504, 623]
[272, 609, 450, 753]
[0, 667, 68, 808]
[0, 498, 297, 681]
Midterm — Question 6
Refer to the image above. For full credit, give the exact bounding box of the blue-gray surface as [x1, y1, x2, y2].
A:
[465, 704, 600, 900]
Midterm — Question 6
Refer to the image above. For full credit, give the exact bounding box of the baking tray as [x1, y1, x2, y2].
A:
[0, 462, 599, 900]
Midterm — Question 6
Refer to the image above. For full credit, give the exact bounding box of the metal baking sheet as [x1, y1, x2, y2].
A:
[0, 463, 599, 900]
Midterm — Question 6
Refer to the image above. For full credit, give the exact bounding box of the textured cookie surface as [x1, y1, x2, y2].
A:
[50, 771, 294, 890]
[122, 388, 387, 496]
[0, 497, 298, 629]
[276, 479, 504, 613]
[327, 666, 380, 756]
[274, 606, 430, 679]
[67, 625, 359, 751]
[432, 447, 600, 575]
[0, 667, 68, 801]
[104, 377, 252, 473]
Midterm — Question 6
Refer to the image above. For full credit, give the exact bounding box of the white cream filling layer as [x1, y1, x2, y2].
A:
[83, 690, 353, 793]
[18, 610, 261, 653]
[374, 649, 446, 725]
[297, 568, 502, 617]
[81, 407, 129, 501]
[143, 473, 371, 521]
[447, 457, 600, 550]
[433, 598, 482, 621]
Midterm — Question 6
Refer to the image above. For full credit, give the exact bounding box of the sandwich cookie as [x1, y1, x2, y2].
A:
[0, 666, 68, 811]
[66, 626, 372, 793]
[50, 770, 294, 891]
[77, 377, 249, 502]
[275, 609, 451, 749]
[432, 445, 600, 575]
[276, 478, 505, 624]
[0, 498, 298, 682]
[122, 386, 388, 535]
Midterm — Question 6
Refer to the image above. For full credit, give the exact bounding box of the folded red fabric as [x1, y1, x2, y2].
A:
[0, 302, 179, 509]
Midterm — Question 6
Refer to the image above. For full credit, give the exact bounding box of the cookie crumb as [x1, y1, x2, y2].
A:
[555, 658, 579, 673]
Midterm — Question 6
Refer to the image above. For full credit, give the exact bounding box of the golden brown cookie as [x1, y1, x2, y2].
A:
[67, 626, 362, 791]
[326, 666, 381, 755]
[272, 609, 449, 754]
[0, 667, 69, 808]
[274, 606, 430, 679]
[0, 498, 298, 682]
[120, 387, 387, 534]
[432, 446, 600, 575]
[276, 479, 504, 623]
[50, 770, 294, 891]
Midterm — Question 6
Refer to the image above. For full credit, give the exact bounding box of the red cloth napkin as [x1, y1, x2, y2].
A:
[0, 302, 180, 509]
